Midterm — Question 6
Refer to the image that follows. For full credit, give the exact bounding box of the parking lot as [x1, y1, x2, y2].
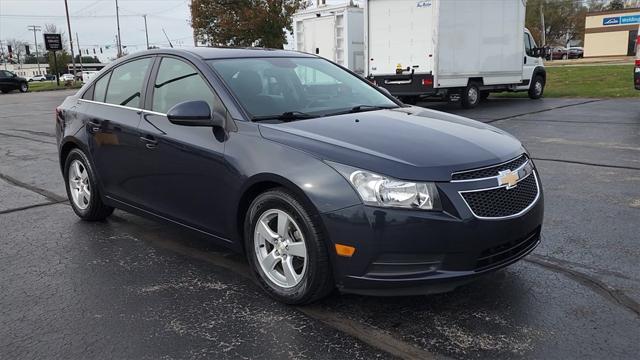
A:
[1, 90, 638, 359]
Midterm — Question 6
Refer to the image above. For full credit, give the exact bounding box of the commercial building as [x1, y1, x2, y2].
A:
[4, 63, 50, 78]
[584, 8, 640, 57]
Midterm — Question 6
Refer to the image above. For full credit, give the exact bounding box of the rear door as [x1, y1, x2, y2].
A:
[136, 56, 231, 237]
[81, 57, 154, 203]
[367, 0, 435, 76]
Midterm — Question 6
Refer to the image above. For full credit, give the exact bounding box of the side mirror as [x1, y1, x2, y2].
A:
[166, 100, 224, 128]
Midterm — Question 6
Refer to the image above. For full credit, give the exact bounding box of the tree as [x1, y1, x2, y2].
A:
[6, 39, 28, 63]
[526, 0, 589, 46]
[608, 0, 625, 10]
[191, 0, 307, 48]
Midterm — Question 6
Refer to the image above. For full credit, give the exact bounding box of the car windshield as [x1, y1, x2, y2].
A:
[208, 57, 398, 120]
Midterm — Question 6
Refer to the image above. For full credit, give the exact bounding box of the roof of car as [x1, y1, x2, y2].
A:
[133, 47, 316, 60]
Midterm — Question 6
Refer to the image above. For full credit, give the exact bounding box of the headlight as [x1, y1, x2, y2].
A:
[327, 162, 441, 210]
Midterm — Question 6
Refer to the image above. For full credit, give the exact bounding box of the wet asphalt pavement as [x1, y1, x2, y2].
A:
[1, 90, 639, 359]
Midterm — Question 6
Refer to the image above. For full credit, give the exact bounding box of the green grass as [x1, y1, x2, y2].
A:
[495, 64, 639, 98]
[27, 81, 83, 92]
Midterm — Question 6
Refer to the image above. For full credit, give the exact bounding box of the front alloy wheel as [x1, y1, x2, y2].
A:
[254, 209, 308, 288]
[245, 189, 334, 304]
[19, 83, 28, 93]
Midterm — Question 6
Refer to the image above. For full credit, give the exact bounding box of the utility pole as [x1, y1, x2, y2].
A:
[539, 2, 545, 46]
[76, 32, 83, 75]
[143, 15, 150, 49]
[28, 25, 42, 74]
[64, 0, 77, 79]
[115, 0, 123, 57]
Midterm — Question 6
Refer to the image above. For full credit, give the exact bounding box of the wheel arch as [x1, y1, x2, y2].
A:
[532, 66, 546, 82]
[235, 173, 327, 255]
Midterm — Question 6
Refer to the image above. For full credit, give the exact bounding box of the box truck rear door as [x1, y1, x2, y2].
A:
[368, 0, 434, 76]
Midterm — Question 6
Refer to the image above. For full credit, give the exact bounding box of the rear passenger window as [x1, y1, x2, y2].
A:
[92, 72, 110, 102]
[152, 57, 221, 114]
[105, 58, 151, 107]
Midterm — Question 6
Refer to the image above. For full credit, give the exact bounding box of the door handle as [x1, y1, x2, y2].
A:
[87, 120, 101, 133]
[524, 56, 527, 64]
[139, 135, 158, 149]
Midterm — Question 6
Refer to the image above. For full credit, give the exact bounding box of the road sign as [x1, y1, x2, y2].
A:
[44, 33, 63, 51]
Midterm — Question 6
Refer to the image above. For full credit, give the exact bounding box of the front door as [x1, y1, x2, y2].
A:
[136, 56, 231, 237]
[83, 57, 154, 203]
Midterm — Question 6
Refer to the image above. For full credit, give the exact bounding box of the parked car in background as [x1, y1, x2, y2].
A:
[45, 74, 56, 81]
[56, 48, 543, 304]
[0, 70, 29, 93]
[60, 74, 75, 82]
[568, 47, 584, 58]
[81, 71, 99, 83]
[28, 74, 47, 82]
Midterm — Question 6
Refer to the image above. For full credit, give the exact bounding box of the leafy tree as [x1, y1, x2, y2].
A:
[608, 0, 625, 9]
[526, 0, 590, 46]
[191, 0, 307, 48]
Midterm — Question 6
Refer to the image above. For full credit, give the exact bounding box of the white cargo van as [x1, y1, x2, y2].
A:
[293, 1, 365, 74]
[364, 0, 546, 107]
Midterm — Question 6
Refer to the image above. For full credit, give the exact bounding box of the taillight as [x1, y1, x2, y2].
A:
[421, 78, 433, 87]
[635, 59, 640, 67]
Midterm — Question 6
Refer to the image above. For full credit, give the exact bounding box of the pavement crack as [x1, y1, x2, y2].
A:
[10, 129, 56, 138]
[0, 200, 67, 215]
[532, 157, 640, 171]
[525, 254, 640, 317]
[486, 99, 602, 123]
[0, 131, 57, 145]
[299, 306, 444, 360]
[0, 173, 66, 202]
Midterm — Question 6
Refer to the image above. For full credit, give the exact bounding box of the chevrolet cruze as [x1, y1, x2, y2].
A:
[56, 48, 543, 304]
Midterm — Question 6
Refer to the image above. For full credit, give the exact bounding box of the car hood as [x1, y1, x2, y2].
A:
[258, 107, 525, 181]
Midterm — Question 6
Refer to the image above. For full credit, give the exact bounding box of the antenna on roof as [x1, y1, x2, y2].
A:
[162, 28, 174, 48]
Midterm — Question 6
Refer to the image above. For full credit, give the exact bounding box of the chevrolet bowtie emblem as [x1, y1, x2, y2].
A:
[498, 169, 519, 189]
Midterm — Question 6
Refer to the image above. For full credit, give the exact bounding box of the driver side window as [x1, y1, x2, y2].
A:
[152, 57, 222, 115]
[524, 33, 533, 57]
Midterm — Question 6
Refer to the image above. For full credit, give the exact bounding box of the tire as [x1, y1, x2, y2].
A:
[19, 82, 28, 93]
[528, 75, 545, 100]
[461, 82, 481, 109]
[244, 188, 333, 304]
[63, 148, 114, 221]
[480, 91, 490, 101]
[399, 96, 418, 105]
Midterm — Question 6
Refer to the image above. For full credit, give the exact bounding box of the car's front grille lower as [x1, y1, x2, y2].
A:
[460, 172, 539, 218]
[475, 228, 540, 271]
[452, 154, 529, 181]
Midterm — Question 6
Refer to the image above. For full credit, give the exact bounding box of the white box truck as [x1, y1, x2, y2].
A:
[364, 0, 546, 108]
[293, 1, 365, 74]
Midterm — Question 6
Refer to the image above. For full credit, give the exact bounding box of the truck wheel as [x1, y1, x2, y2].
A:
[461, 83, 480, 109]
[480, 91, 490, 101]
[399, 96, 418, 105]
[528, 75, 545, 99]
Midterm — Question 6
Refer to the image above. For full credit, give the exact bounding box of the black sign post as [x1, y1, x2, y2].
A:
[44, 34, 63, 86]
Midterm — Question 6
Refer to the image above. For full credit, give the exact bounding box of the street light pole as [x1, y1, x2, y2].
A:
[28, 25, 42, 74]
[115, 0, 123, 57]
[143, 15, 150, 50]
[76, 32, 83, 75]
[64, 0, 77, 78]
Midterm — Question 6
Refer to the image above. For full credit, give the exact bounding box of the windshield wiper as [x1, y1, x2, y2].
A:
[324, 105, 398, 117]
[252, 111, 317, 122]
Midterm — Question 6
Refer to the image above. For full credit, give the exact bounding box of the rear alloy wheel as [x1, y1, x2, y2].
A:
[64, 148, 114, 221]
[528, 75, 545, 100]
[245, 189, 333, 304]
[461, 82, 481, 109]
[19, 83, 28, 93]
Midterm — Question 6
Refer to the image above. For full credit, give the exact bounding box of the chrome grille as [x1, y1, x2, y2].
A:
[460, 172, 539, 218]
[452, 154, 529, 181]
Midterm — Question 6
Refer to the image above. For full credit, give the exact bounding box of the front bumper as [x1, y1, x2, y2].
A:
[321, 175, 544, 296]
